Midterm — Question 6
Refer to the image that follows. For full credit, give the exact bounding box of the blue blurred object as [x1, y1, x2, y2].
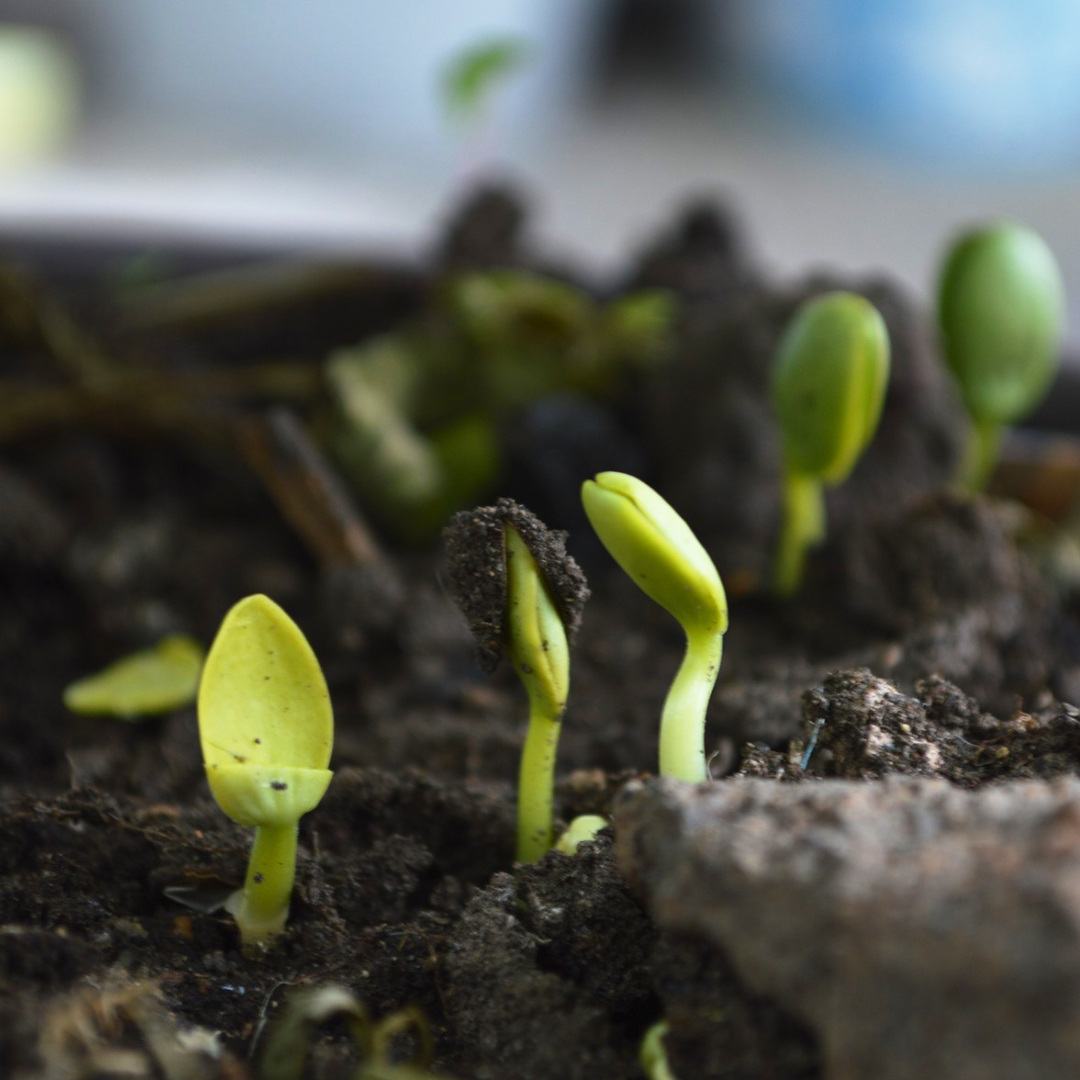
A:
[732, 0, 1080, 169]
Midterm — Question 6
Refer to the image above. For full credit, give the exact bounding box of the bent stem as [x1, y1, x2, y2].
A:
[956, 416, 1002, 493]
[774, 469, 825, 598]
[517, 701, 561, 862]
[226, 822, 298, 952]
[659, 628, 723, 782]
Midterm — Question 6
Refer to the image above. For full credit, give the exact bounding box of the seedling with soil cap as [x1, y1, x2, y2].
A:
[444, 499, 588, 862]
[197, 594, 333, 952]
[771, 291, 890, 597]
[582, 472, 728, 783]
[937, 222, 1065, 492]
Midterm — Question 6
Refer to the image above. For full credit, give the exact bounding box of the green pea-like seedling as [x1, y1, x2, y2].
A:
[582, 472, 728, 783]
[198, 594, 333, 952]
[937, 222, 1065, 492]
[771, 292, 890, 597]
[444, 500, 588, 863]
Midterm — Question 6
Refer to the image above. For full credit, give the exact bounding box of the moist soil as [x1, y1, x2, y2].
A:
[1, 187, 1080, 1079]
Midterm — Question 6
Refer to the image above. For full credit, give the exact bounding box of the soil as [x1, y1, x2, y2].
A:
[1, 186, 1080, 1079]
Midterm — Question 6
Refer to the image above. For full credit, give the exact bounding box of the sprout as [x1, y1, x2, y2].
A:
[554, 814, 608, 854]
[444, 500, 588, 862]
[63, 633, 204, 718]
[581, 472, 727, 783]
[771, 291, 890, 596]
[197, 594, 333, 952]
[441, 37, 530, 127]
[937, 222, 1065, 491]
[640, 1020, 676, 1080]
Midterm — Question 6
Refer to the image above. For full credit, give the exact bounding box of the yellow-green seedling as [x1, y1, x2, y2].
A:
[582, 472, 727, 783]
[554, 814, 608, 855]
[937, 222, 1065, 492]
[771, 292, 890, 597]
[63, 633, 204, 718]
[259, 985, 442, 1080]
[640, 1020, 676, 1080]
[444, 499, 589, 862]
[198, 594, 333, 952]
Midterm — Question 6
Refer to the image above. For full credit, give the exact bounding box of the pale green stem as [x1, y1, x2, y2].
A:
[517, 694, 561, 862]
[774, 470, 826, 598]
[659, 627, 723, 782]
[226, 822, 298, 951]
[956, 417, 1002, 493]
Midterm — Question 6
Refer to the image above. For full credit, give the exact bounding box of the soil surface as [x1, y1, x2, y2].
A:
[2, 187, 1080, 1079]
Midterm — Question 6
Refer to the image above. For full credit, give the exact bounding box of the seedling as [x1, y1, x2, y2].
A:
[554, 814, 608, 854]
[444, 500, 588, 862]
[581, 472, 727, 783]
[937, 222, 1065, 491]
[197, 594, 333, 952]
[441, 37, 530, 127]
[771, 292, 890, 596]
[63, 633, 204, 718]
[259, 985, 440, 1080]
[640, 1020, 676, 1080]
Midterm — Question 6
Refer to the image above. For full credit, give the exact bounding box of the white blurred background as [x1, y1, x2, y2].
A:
[2, 0, 1080, 336]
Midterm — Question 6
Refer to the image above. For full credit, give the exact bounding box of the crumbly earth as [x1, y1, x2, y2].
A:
[1, 189, 1079, 1078]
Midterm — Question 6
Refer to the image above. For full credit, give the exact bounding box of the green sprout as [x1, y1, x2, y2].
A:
[554, 814, 607, 855]
[63, 633, 204, 718]
[444, 500, 588, 862]
[937, 222, 1065, 491]
[581, 472, 728, 783]
[260, 985, 442, 1080]
[640, 1020, 676, 1080]
[771, 292, 890, 597]
[441, 38, 531, 127]
[197, 594, 333, 952]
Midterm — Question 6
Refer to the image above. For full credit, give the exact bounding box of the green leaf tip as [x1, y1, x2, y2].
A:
[581, 472, 727, 638]
[63, 634, 204, 718]
[938, 221, 1064, 428]
[772, 291, 891, 486]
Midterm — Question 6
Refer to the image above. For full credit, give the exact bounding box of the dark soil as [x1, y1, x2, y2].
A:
[2, 187, 1080, 1079]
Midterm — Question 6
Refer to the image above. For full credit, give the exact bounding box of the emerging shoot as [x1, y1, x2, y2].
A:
[444, 500, 588, 862]
[771, 292, 890, 597]
[197, 594, 333, 952]
[937, 222, 1065, 491]
[582, 472, 727, 783]
[555, 814, 608, 855]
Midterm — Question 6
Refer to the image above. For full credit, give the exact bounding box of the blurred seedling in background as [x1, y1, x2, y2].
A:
[937, 222, 1065, 492]
[771, 292, 890, 597]
[328, 271, 674, 543]
[444, 499, 588, 861]
[441, 37, 530, 181]
[63, 634, 204, 718]
[198, 594, 333, 953]
[259, 985, 446, 1080]
[582, 472, 728, 783]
